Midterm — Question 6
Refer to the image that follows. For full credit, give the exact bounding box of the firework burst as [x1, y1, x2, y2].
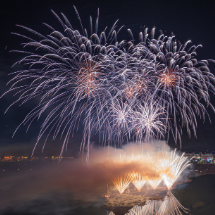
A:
[134, 28, 215, 146]
[3, 6, 215, 157]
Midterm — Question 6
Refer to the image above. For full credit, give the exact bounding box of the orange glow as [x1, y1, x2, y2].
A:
[75, 58, 102, 98]
[131, 172, 146, 191]
[111, 173, 133, 194]
[160, 69, 177, 87]
[124, 78, 147, 99]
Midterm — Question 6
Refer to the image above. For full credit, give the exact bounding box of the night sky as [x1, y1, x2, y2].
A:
[1, 0, 215, 157]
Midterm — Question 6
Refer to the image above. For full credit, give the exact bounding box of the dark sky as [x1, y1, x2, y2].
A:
[1, 0, 215, 156]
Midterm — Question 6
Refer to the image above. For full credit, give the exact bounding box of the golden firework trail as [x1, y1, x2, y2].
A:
[157, 149, 191, 189]
[111, 173, 133, 194]
[131, 172, 146, 191]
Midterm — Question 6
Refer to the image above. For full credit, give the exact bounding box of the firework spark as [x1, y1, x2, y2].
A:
[111, 173, 133, 194]
[131, 172, 146, 191]
[158, 149, 191, 189]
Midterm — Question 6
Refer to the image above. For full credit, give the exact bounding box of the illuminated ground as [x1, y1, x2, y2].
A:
[103, 184, 167, 214]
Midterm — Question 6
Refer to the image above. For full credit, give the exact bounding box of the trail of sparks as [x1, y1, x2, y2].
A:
[131, 172, 146, 192]
[111, 173, 133, 194]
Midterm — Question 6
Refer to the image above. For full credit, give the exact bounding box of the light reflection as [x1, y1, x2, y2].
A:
[107, 191, 188, 215]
